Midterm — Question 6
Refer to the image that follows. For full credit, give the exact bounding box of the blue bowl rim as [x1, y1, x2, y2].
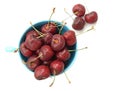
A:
[19, 20, 77, 73]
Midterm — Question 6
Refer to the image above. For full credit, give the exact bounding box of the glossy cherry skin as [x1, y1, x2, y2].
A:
[63, 30, 76, 46]
[42, 32, 53, 45]
[72, 4, 85, 17]
[34, 65, 50, 80]
[51, 34, 65, 51]
[50, 59, 64, 75]
[72, 17, 85, 30]
[26, 55, 41, 71]
[25, 33, 43, 51]
[56, 48, 71, 62]
[26, 30, 39, 37]
[85, 11, 98, 23]
[20, 42, 33, 57]
[38, 45, 54, 61]
[41, 22, 57, 34]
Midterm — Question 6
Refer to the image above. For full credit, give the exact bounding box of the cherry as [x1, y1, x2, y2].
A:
[85, 11, 98, 24]
[50, 59, 64, 75]
[72, 16, 85, 30]
[38, 45, 54, 61]
[41, 8, 57, 34]
[56, 48, 70, 62]
[63, 30, 76, 46]
[26, 55, 41, 71]
[25, 33, 43, 51]
[26, 30, 39, 38]
[20, 42, 33, 57]
[51, 34, 65, 51]
[41, 22, 57, 34]
[72, 4, 85, 17]
[34, 65, 50, 80]
[42, 32, 53, 45]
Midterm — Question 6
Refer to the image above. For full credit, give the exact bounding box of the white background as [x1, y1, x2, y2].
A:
[0, 0, 120, 91]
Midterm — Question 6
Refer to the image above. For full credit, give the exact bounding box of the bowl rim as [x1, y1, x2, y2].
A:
[19, 20, 77, 73]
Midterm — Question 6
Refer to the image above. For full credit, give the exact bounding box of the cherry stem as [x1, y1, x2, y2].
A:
[62, 9, 78, 22]
[30, 21, 43, 36]
[36, 34, 45, 39]
[47, 8, 56, 28]
[14, 48, 19, 53]
[69, 47, 88, 52]
[59, 21, 66, 34]
[64, 8, 74, 20]
[76, 26, 95, 36]
[37, 53, 43, 59]
[49, 70, 56, 87]
[64, 71, 71, 84]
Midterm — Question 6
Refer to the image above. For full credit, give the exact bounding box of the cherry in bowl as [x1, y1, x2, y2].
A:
[19, 20, 77, 77]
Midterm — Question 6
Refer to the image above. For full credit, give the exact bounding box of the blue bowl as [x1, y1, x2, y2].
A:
[19, 20, 77, 72]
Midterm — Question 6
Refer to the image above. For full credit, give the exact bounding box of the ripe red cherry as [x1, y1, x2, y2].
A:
[42, 32, 53, 45]
[26, 55, 41, 71]
[25, 33, 43, 51]
[50, 59, 64, 75]
[72, 17, 85, 30]
[41, 22, 57, 34]
[85, 11, 98, 24]
[72, 4, 85, 17]
[63, 30, 76, 46]
[38, 45, 54, 61]
[34, 65, 50, 80]
[26, 30, 39, 37]
[20, 42, 33, 57]
[56, 48, 70, 62]
[51, 34, 65, 51]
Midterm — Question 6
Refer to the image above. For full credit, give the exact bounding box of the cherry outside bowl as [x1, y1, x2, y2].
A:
[19, 20, 77, 72]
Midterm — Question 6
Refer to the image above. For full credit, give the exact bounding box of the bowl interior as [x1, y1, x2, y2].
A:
[19, 20, 76, 72]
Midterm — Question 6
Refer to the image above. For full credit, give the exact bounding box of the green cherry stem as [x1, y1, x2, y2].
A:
[59, 21, 66, 34]
[30, 21, 43, 36]
[64, 8, 74, 20]
[76, 26, 95, 36]
[49, 70, 56, 87]
[62, 8, 78, 22]
[47, 8, 56, 28]
[64, 71, 71, 84]
[69, 47, 88, 52]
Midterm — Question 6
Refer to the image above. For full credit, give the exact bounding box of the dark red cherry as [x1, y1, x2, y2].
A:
[38, 45, 54, 61]
[34, 65, 50, 80]
[50, 59, 64, 75]
[63, 30, 76, 46]
[20, 42, 33, 57]
[25, 33, 43, 51]
[42, 32, 53, 45]
[51, 34, 65, 51]
[26, 30, 39, 37]
[72, 17, 85, 30]
[85, 11, 98, 24]
[72, 4, 85, 17]
[41, 22, 57, 34]
[56, 48, 70, 62]
[26, 55, 41, 71]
